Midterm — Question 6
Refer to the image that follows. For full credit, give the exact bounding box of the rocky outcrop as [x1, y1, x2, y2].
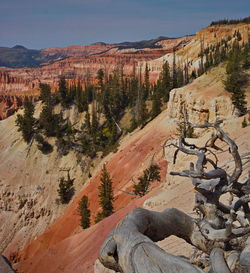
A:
[0, 95, 37, 120]
[166, 64, 235, 124]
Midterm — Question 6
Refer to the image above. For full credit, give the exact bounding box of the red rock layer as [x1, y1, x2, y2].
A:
[0, 95, 38, 120]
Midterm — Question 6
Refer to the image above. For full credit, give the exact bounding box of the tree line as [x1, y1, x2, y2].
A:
[210, 16, 250, 26]
[16, 52, 188, 158]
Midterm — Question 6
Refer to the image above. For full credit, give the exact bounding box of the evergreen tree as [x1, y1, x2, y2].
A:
[16, 98, 36, 143]
[151, 85, 162, 119]
[172, 48, 178, 89]
[159, 60, 171, 101]
[75, 80, 88, 112]
[143, 63, 150, 100]
[69, 82, 76, 102]
[57, 173, 74, 204]
[39, 83, 51, 104]
[184, 62, 189, 84]
[137, 93, 148, 127]
[58, 76, 70, 107]
[95, 164, 114, 222]
[84, 107, 91, 134]
[39, 104, 61, 137]
[224, 45, 247, 116]
[199, 38, 205, 75]
[78, 195, 91, 229]
[133, 164, 161, 196]
[225, 71, 247, 116]
[91, 103, 99, 139]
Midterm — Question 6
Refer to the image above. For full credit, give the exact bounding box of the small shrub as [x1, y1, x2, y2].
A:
[57, 176, 74, 204]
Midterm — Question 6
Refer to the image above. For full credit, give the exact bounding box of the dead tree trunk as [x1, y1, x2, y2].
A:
[99, 120, 250, 273]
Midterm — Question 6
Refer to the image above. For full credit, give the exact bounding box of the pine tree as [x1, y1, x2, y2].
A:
[39, 83, 51, 104]
[39, 104, 60, 137]
[172, 48, 178, 89]
[58, 76, 70, 107]
[143, 63, 150, 100]
[57, 172, 75, 204]
[151, 85, 162, 119]
[159, 60, 171, 101]
[199, 38, 205, 75]
[78, 195, 91, 229]
[95, 164, 114, 222]
[133, 164, 161, 196]
[16, 98, 36, 143]
[224, 46, 247, 116]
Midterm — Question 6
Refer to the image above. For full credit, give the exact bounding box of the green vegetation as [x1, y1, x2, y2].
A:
[15, 98, 36, 143]
[57, 173, 75, 204]
[133, 164, 161, 196]
[196, 33, 249, 116]
[95, 165, 114, 223]
[78, 195, 91, 229]
[224, 40, 249, 116]
[39, 83, 52, 104]
[16, 27, 250, 159]
[210, 16, 250, 26]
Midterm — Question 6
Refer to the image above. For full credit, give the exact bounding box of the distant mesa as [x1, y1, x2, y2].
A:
[12, 45, 27, 50]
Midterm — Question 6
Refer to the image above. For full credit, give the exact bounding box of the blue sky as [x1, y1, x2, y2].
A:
[0, 0, 249, 49]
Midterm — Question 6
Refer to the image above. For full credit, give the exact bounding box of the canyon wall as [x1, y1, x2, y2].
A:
[0, 64, 245, 273]
[1, 23, 249, 120]
[0, 36, 193, 119]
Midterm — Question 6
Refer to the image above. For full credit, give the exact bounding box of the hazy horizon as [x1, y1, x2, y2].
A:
[0, 0, 249, 50]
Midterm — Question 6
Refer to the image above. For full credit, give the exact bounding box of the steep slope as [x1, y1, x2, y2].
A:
[2, 65, 246, 273]
[0, 103, 104, 254]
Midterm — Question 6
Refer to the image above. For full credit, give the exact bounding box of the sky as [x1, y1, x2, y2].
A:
[0, 0, 249, 49]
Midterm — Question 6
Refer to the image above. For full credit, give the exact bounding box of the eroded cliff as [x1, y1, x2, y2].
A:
[0, 63, 248, 273]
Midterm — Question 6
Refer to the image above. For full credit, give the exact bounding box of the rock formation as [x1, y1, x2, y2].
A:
[0, 61, 248, 273]
[0, 22, 249, 273]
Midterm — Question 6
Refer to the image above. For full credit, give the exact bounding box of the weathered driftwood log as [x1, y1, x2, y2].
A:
[99, 121, 250, 273]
